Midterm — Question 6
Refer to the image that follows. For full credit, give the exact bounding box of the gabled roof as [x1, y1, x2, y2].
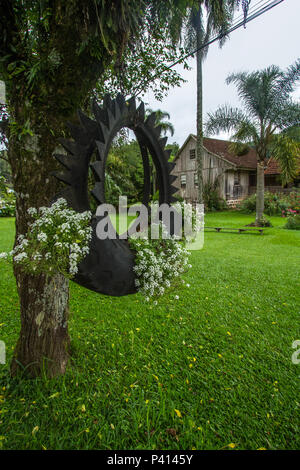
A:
[176, 134, 258, 170]
[202, 136, 258, 170]
[264, 158, 281, 175]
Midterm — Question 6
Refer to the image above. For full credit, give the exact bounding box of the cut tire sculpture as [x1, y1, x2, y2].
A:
[53, 94, 178, 296]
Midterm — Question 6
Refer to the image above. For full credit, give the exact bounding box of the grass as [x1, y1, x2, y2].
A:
[0, 211, 299, 450]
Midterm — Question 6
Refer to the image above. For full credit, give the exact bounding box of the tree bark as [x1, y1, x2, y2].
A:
[11, 272, 69, 377]
[256, 161, 265, 223]
[196, 13, 204, 204]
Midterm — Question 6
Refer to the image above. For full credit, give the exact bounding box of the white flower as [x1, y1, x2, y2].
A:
[174, 295, 179, 300]
[14, 252, 28, 262]
[37, 232, 47, 242]
[27, 207, 37, 216]
[0, 252, 8, 259]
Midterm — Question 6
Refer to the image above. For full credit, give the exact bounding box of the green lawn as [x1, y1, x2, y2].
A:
[0, 212, 299, 450]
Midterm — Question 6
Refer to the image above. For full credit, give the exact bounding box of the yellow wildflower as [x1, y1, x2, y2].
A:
[32, 426, 39, 436]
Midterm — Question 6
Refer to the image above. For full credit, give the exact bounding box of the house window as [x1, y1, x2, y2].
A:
[180, 174, 186, 187]
[194, 173, 198, 186]
[249, 173, 256, 186]
[234, 171, 240, 185]
[190, 149, 196, 159]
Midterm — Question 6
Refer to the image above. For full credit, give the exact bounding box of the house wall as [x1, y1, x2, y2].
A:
[172, 138, 250, 202]
[225, 170, 250, 200]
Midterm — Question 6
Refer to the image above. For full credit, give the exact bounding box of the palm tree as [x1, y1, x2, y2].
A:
[184, 1, 250, 204]
[146, 108, 175, 136]
[146, 108, 175, 194]
[205, 60, 300, 224]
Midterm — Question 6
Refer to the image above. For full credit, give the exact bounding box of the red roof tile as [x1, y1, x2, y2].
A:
[264, 158, 281, 175]
[200, 136, 257, 169]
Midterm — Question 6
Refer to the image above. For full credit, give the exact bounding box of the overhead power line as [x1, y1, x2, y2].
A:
[134, 0, 285, 97]
[164, 0, 285, 72]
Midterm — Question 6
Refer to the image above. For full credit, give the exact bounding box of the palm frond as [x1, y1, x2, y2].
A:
[145, 107, 174, 136]
[205, 104, 251, 135]
[184, 1, 236, 58]
[226, 66, 282, 121]
[270, 134, 300, 185]
[228, 141, 251, 156]
[273, 102, 300, 132]
[232, 120, 259, 140]
[282, 125, 300, 142]
[276, 58, 300, 99]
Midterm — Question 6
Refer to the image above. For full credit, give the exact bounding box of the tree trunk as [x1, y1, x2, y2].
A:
[8, 108, 71, 377]
[11, 272, 69, 377]
[196, 15, 204, 204]
[256, 161, 265, 223]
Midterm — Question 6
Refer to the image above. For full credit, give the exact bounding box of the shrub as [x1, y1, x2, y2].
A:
[256, 215, 272, 227]
[0, 200, 16, 217]
[0, 176, 16, 217]
[284, 214, 300, 230]
[238, 190, 300, 216]
[203, 178, 227, 212]
[238, 193, 256, 213]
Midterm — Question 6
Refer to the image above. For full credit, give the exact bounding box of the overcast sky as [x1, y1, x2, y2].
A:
[145, 0, 300, 147]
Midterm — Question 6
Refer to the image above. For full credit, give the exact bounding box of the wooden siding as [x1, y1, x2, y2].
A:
[172, 137, 250, 202]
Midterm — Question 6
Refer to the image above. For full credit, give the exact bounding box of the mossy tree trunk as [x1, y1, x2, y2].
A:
[8, 103, 73, 376]
[6, 57, 103, 377]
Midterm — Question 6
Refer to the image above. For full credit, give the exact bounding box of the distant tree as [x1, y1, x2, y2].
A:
[166, 142, 180, 160]
[205, 61, 300, 224]
[146, 108, 175, 136]
[106, 140, 145, 204]
[145, 108, 175, 194]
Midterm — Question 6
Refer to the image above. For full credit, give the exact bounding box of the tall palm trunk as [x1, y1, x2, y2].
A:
[196, 11, 204, 204]
[256, 161, 265, 223]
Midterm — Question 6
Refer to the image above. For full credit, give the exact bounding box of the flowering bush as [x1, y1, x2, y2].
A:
[172, 201, 204, 241]
[284, 213, 300, 230]
[0, 198, 92, 277]
[129, 223, 191, 301]
[0, 177, 16, 217]
[238, 190, 300, 216]
[0, 197, 15, 217]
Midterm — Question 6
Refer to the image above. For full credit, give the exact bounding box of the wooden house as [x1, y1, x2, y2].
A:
[171, 134, 299, 204]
